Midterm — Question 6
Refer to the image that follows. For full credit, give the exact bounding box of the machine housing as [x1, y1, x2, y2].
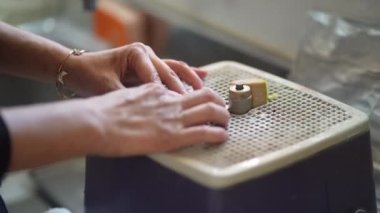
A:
[85, 61, 376, 213]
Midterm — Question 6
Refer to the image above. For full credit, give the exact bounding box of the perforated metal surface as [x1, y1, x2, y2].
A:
[174, 63, 352, 168]
[151, 61, 368, 188]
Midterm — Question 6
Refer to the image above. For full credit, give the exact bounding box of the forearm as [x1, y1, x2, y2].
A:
[0, 22, 70, 83]
[1, 100, 100, 171]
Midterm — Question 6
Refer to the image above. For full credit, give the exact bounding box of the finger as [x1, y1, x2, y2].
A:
[122, 71, 141, 87]
[191, 67, 208, 79]
[138, 82, 167, 95]
[181, 103, 230, 127]
[181, 88, 226, 109]
[104, 79, 125, 92]
[100, 80, 125, 95]
[115, 83, 166, 102]
[153, 57, 186, 94]
[175, 126, 228, 147]
[164, 59, 203, 90]
[146, 49, 186, 94]
[164, 90, 182, 99]
[127, 43, 161, 84]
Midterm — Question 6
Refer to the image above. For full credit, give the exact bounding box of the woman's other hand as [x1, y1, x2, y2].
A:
[65, 42, 207, 96]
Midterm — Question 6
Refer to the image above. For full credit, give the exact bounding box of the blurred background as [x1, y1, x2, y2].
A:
[0, 0, 379, 212]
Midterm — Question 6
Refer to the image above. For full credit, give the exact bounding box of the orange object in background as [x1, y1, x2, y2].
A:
[94, 0, 146, 47]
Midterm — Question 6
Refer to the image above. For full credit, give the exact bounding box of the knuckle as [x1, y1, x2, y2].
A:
[128, 48, 145, 60]
[198, 126, 208, 138]
[130, 42, 148, 54]
[145, 45, 154, 52]
[135, 84, 165, 100]
[202, 88, 216, 102]
[133, 42, 154, 54]
[146, 88, 158, 96]
[160, 96, 176, 106]
[219, 104, 229, 115]
[132, 42, 147, 48]
[145, 82, 163, 90]
[205, 103, 218, 116]
[147, 88, 164, 99]
[157, 124, 176, 141]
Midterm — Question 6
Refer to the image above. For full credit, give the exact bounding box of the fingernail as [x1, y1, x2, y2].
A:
[220, 129, 229, 140]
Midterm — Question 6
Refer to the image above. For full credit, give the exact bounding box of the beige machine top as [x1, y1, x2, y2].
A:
[150, 61, 369, 189]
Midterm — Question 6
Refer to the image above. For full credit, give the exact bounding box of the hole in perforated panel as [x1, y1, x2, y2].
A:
[176, 64, 352, 169]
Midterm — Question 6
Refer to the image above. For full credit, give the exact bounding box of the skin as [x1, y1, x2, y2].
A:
[0, 22, 207, 96]
[0, 22, 230, 171]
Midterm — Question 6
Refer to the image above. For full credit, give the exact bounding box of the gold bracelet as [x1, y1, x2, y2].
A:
[56, 49, 86, 99]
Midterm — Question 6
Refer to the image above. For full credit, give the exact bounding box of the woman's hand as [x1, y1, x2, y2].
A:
[0, 22, 228, 171]
[87, 83, 229, 156]
[2, 83, 229, 170]
[1, 23, 205, 96]
[66, 42, 207, 97]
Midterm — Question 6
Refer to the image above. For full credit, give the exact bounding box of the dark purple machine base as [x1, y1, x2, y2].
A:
[85, 132, 376, 213]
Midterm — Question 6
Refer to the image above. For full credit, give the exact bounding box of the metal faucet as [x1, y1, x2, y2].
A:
[83, 0, 97, 11]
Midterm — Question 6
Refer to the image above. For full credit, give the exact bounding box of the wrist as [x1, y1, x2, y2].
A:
[56, 49, 88, 98]
[77, 98, 107, 156]
[58, 50, 121, 97]
[1, 100, 103, 170]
